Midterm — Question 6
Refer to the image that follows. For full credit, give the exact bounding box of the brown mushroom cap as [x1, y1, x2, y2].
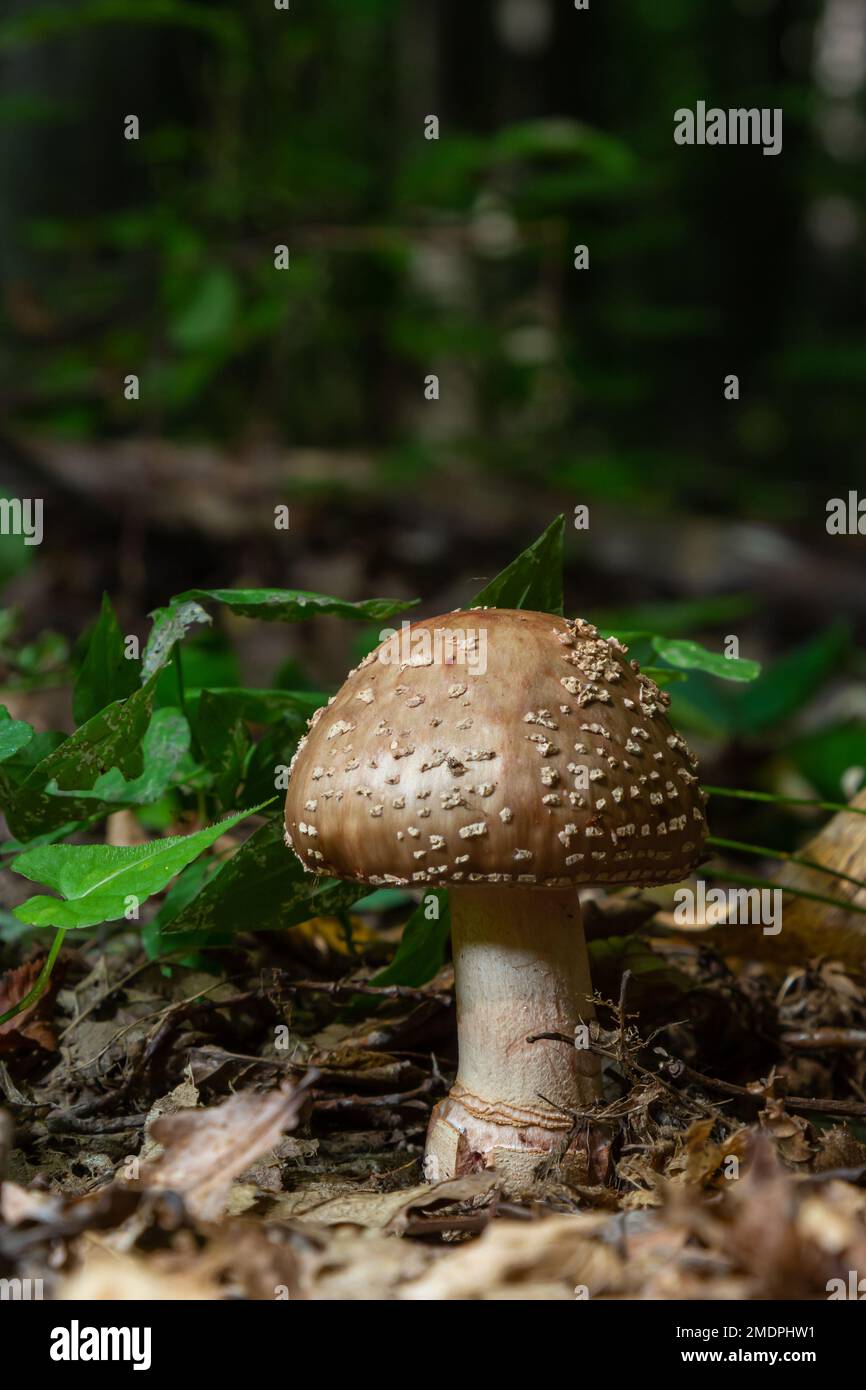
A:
[284, 608, 709, 889]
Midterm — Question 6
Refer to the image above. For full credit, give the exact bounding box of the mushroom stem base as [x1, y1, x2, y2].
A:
[425, 1087, 609, 1190]
[423, 885, 607, 1191]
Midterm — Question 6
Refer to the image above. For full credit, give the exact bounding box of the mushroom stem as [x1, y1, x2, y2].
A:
[424, 885, 605, 1189]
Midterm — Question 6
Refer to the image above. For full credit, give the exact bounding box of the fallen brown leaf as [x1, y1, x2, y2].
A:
[262, 1172, 497, 1231]
[136, 1078, 311, 1220]
[0, 956, 59, 1053]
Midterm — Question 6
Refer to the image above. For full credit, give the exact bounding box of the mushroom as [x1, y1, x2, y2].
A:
[284, 608, 709, 1188]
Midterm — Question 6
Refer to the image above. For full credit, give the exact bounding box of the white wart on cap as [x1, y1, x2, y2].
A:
[284, 608, 708, 888]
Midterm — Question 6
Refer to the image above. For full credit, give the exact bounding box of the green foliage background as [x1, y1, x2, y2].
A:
[0, 0, 861, 517]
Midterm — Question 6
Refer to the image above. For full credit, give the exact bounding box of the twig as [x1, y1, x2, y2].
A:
[657, 1053, 866, 1119]
[45, 1112, 147, 1135]
[781, 1028, 866, 1051]
[66, 974, 253, 1074]
[287, 978, 450, 1005]
[313, 1079, 436, 1112]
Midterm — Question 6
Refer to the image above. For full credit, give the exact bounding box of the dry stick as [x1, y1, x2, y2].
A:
[403, 1212, 493, 1238]
[66, 973, 253, 1074]
[526, 1023, 866, 1121]
[286, 978, 450, 1005]
[313, 1079, 435, 1112]
[656, 1054, 866, 1119]
[45, 1113, 147, 1136]
[782, 1028, 866, 1050]
[527, 973, 718, 1124]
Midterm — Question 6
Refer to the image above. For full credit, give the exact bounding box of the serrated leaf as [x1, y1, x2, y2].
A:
[73, 593, 139, 723]
[651, 636, 761, 683]
[471, 515, 564, 614]
[12, 803, 269, 930]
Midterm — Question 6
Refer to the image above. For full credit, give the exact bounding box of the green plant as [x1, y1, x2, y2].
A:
[3, 515, 863, 1028]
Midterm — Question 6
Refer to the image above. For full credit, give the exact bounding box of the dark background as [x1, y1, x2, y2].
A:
[0, 0, 862, 759]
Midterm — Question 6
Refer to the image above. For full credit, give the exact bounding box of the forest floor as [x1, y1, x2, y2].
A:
[0, 483, 864, 1299]
[3, 876, 866, 1301]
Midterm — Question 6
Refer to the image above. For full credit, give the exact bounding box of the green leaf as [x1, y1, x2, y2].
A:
[14, 629, 68, 680]
[161, 815, 358, 938]
[471, 515, 564, 614]
[190, 687, 327, 726]
[638, 666, 687, 687]
[667, 674, 738, 738]
[371, 892, 451, 988]
[651, 636, 761, 683]
[787, 722, 866, 801]
[353, 887, 414, 914]
[73, 593, 140, 723]
[0, 730, 62, 809]
[142, 599, 212, 681]
[195, 691, 249, 808]
[175, 587, 419, 624]
[155, 628, 241, 703]
[45, 708, 191, 807]
[736, 624, 850, 733]
[0, 706, 34, 764]
[143, 856, 221, 961]
[6, 678, 158, 839]
[1, 821, 87, 857]
[240, 721, 304, 808]
[12, 803, 268, 931]
[592, 594, 755, 636]
[170, 265, 239, 351]
[0, 1, 244, 52]
[491, 119, 635, 177]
